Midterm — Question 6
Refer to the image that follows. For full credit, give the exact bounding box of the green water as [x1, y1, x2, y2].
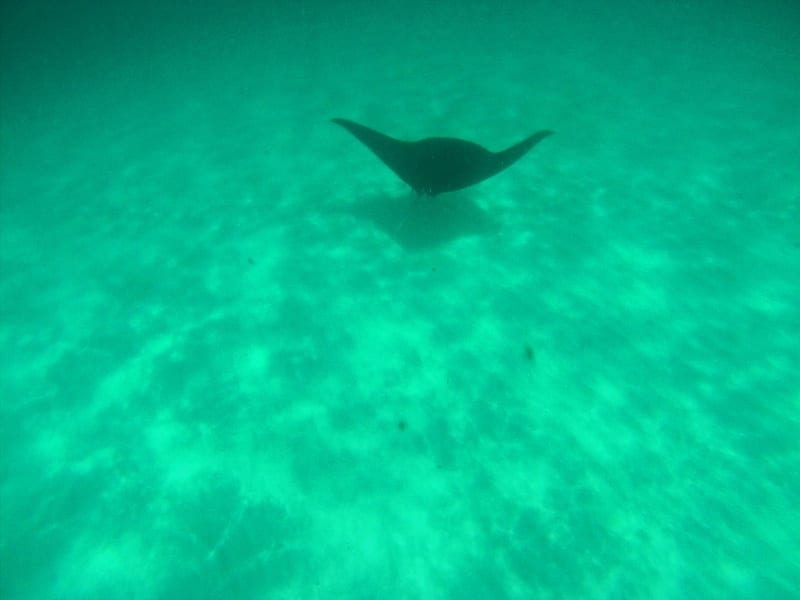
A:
[1, 1, 799, 598]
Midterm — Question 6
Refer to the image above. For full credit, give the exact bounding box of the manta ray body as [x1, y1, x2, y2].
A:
[332, 118, 552, 196]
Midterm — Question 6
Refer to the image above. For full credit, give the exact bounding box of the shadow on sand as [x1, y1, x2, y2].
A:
[341, 192, 499, 251]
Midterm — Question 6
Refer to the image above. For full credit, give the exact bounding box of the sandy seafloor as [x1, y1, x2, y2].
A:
[1, 1, 799, 598]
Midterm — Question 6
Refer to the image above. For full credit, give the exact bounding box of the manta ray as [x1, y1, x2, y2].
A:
[332, 118, 552, 196]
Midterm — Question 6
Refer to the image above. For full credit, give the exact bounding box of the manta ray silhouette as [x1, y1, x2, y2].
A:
[332, 118, 552, 196]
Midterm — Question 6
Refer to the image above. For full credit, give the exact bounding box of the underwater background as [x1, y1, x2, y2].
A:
[1, 1, 799, 598]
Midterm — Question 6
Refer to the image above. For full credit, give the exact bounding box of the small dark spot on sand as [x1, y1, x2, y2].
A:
[524, 344, 535, 363]
[248, 257, 255, 265]
[397, 420, 407, 431]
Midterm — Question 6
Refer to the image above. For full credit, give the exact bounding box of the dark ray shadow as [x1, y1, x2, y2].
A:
[341, 192, 499, 251]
